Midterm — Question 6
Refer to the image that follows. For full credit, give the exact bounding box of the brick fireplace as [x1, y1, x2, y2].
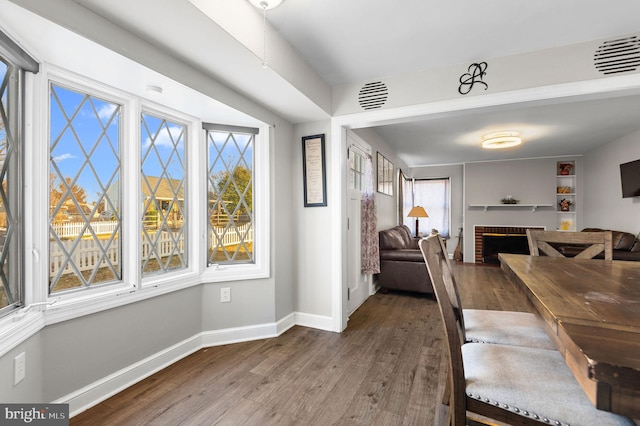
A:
[474, 226, 544, 264]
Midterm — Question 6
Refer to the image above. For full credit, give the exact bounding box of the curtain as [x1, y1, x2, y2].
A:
[398, 169, 406, 225]
[361, 154, 380, 274]
[401, 173, 413, 228]
[402, 178, 451, 238]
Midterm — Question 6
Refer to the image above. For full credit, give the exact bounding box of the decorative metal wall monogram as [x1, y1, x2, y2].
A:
[458, 62, 488, 95]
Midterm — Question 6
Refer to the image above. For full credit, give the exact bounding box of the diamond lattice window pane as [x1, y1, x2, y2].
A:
[141, 113, 187, 275]
[49, 84, 121, 293]
[0, 59, 22, 311]
[207, 129, 254, 264]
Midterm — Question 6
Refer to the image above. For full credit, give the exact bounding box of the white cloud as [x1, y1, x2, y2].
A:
[53, 153, 74, 162]
[143, 125, 185, 150]
[97, 104, 118, 121]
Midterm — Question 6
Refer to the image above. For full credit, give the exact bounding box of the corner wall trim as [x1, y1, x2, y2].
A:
[294, 312, 334, 331]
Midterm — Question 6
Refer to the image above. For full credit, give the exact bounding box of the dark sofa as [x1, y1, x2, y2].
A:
[558, 227, 640, 261]
[377, 225, 434, 295]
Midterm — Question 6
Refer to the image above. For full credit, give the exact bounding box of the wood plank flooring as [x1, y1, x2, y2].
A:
[70, 263, 531, 426]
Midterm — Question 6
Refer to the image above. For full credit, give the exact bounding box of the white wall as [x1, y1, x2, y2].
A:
[292, 121, 334, 321]
[351, 128, 410, 231]
[0, 334, 43, 403]
[463, 156, 582, 261]
[42, 287, 201, 400]
[332, 32, 627, 116]
[584, 130, 640, 234]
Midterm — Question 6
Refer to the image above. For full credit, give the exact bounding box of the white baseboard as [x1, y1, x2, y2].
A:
[293, 311, 334, 331]
[276, 312, 296, 335]
[57, 334, 203, 417]
[58, 313, 301, 417]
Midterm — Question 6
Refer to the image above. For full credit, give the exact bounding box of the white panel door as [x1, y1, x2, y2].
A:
[346, 137, 372, 315]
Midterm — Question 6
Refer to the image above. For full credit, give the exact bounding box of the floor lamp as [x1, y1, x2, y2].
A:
[408, 206, 428, 237]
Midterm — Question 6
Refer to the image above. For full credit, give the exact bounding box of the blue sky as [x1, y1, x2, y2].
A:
[50, 84, 253, 206]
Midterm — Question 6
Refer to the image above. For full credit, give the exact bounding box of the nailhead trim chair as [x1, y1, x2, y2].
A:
[419, 235, 634, 426]
[434, 234, 554, 350]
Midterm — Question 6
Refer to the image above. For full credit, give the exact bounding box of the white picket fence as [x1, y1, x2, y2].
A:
[141, 232, 185, 259]
[52, 221, 119, 238]
[209, 223, 253, 250]
[50, 238, 120, 276]
[49, 224, 253, 276]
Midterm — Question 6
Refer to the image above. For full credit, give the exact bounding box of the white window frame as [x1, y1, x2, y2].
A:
[199, 125, 270, 283]
[1, 58, 271, 354]
[402, 176, 452, 238]
[27, 65, 205, 324]
[25, 64, 269, 324]
[139, 104, 201, 289]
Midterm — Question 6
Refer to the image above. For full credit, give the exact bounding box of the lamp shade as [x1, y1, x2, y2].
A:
[408, 206, 428, 218]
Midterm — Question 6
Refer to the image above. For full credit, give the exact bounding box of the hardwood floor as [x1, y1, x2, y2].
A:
[71, 263, 530, 426]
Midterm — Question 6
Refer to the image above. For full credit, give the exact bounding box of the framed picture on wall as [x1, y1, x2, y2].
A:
[302, 134, 327, 207]
[377, 152, 393, 196]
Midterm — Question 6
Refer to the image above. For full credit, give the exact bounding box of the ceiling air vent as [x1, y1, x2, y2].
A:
[358, 81, 388, 110]
[594, 36, 640, 75]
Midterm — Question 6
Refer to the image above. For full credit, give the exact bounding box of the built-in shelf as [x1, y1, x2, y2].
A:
[556, 160, 577, 231]
[468, 204, 553, 212]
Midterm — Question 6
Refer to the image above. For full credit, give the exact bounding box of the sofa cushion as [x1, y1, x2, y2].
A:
[559, 246, 640, 261]
[379, 249, 425, 262]
[581, 228, 636, 251]
[397, 225, 419, 248]
[379, 228, 406, 250]
[379, 225, 417, 250]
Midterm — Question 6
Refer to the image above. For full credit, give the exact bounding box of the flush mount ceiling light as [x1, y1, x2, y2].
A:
[248, 0, 283, 68]
[482, 131, 522, 149]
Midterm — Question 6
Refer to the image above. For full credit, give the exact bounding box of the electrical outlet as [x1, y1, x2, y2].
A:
[14, 352, 25, 385]
[221, 287, 231, 303]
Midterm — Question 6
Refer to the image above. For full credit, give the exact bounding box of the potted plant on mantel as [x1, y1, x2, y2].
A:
[559, 198, 573, 212]
[501, 195, 519, 204]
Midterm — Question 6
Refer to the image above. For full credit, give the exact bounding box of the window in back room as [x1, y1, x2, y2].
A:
[402, 176, 451, 238]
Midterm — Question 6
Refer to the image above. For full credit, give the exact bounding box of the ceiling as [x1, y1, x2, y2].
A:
[265, 0, 640, 87]
[19, 0, 640, 167]
[263, 0, 640, 166]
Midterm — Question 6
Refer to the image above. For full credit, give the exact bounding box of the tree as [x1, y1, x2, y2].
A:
[215, 165, 252, 221]
[50, 176, 89, 222]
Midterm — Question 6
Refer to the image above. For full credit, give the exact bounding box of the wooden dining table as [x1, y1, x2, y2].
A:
[498, 253, 640, 419]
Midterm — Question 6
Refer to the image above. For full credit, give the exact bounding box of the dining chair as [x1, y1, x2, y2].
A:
[429, 233, 554, 406]
[526, 229, 613, 260]
[419, 235, 634, 426]
[429, 235, 554, 350]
